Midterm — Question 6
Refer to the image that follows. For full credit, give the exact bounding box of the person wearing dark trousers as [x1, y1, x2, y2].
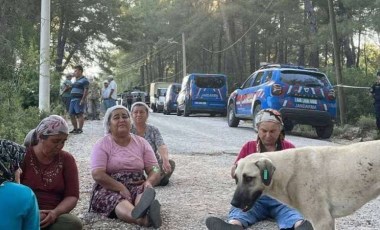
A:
[370, 70, 380, 135]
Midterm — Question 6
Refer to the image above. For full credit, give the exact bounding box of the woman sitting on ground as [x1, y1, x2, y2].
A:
[22, 115, 82, 230]
[206, 109, 313, 230]
[130, 102, 175, 186]
[89, 105, 162, 228]
[0, 140, 39, 230]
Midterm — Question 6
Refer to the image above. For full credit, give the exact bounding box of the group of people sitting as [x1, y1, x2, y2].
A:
[0, 102, 174, 230]
[0, 105, 313, 230]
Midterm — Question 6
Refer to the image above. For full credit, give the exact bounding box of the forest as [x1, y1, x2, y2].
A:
[1, 0, 380, 142]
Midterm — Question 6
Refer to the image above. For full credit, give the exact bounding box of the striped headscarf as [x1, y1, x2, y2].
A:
[0, 140, 26, 185]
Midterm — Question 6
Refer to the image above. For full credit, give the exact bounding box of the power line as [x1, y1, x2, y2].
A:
[202, 0, 277, 54]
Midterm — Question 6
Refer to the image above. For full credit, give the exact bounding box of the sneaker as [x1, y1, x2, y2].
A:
[69, 129, 77, 134]
[148, 200, 162, 228]
[295, 220, 314, 230]
[205, 217, 243, 230]
[131, 187, 156, 219]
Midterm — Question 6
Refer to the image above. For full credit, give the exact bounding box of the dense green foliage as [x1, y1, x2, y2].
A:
[1, 0, 380, 141]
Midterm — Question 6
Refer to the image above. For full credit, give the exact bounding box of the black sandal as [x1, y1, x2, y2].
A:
[131, 187, 156, 219]
[295, 220, 314, 230]
[205, 217, 243, 230]
[148, 200, 162, 228]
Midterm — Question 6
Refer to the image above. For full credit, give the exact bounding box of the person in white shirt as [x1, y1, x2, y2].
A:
[107, 75, 118, 107]
[102, 80, 111, 111]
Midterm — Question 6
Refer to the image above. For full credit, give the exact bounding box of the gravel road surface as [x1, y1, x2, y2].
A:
[64, 113, 379, 229]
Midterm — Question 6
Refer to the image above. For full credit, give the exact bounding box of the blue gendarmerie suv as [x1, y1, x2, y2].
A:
[227, 64, 337, 138]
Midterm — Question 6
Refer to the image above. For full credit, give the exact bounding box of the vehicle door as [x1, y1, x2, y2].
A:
[236, 72, 265, 116]
[177, 76, 189, 110]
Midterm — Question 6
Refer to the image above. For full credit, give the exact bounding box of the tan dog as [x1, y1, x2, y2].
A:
[231, 140, 380, 230]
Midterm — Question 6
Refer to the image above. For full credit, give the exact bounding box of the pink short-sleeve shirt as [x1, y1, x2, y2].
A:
[91, 134, 158, 174]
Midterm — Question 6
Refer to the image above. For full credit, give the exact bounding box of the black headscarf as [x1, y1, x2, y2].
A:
[0, 139, 26, 185]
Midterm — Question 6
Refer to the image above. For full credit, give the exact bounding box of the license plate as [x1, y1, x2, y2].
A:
[294, 98, 317, 104]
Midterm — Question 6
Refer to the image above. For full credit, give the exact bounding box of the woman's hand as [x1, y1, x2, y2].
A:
[119, 188, 132, 200]
[40, 209, 58, 228]
[162, 159, 172, 174]
[142, 180, 153, 188]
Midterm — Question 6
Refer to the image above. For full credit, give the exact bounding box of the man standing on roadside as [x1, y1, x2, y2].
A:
[69, 65, 89, 134]
[370, 70, 380, 135]
[87, 77, 101, 120]
[102, 80, 111, 111]
[107, 75, 118, 107]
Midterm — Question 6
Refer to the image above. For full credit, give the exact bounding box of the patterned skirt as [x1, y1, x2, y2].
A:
[89, 170, 146, 217]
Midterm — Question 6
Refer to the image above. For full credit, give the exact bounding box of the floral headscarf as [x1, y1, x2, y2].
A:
[0, 140, 26, 185]
[255, 109, 285, 152]
[24, 115, 68, 147]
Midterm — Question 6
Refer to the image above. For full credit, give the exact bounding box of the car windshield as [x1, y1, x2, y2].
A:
[280, 70, 329, 87]
[157, 88, 167, 96]
[194, 76, 225, 88]
[172, 85, 181, 94]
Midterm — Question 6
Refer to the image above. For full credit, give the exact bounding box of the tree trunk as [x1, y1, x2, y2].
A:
[140, 65, 144, 88]
[305, 0, 319, 68]
[355, 30, 361, 68]
[298, 44, 305, 66]
[217, 24, 223, 73]
[277, 13, 285, 64]
[327, 0, 345, 124]
[221, 1, 240, 81]
[175, 51, 179, 82]
[342, 37, 355, 67]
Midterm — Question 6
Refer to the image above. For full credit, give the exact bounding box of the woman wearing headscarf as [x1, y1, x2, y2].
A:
[89, 105, 162, 228]
[206, 109, 313, 230]
[130, 102, 175, 186]
[21, 115, 82, 230]
[0, 139, 39, 230]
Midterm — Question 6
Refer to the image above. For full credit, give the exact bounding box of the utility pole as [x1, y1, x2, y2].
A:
[182, 32, 187, 78]
[327, 0, 345, 124]
[39, 0, 51, 112]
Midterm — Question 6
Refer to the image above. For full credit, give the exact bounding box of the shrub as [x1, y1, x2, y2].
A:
[0, 105, 41, 144]
[356, 115, 376, 132]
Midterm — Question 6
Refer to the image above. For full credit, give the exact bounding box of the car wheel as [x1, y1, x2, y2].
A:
[315, 124, 334, 139]
[252, 104, 262, 132]
[152, 104, 157, 112]
[227, 103, 240, 127]
[283, 120, 294, 132]
[184, 104, 190, 117]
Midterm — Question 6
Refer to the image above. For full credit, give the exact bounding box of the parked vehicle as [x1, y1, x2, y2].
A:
[227, 64, 337, 138]
[149, 82, 171, 112]
[163, 83, 181, 115]
[176, 73, 228, 117]
[121, 90, 148, 110]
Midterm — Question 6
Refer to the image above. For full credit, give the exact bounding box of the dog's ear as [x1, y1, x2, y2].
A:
[255, 158, 276, 186]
